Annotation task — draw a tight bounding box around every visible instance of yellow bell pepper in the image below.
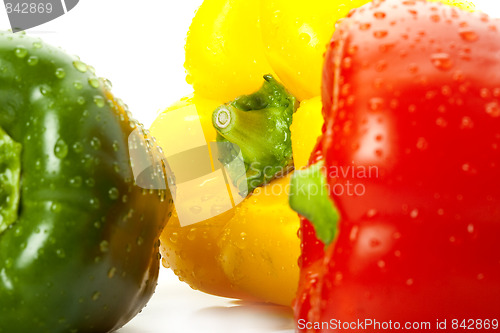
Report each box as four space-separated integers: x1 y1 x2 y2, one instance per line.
152 94 310 305
184 0 275 102
153 0 476 307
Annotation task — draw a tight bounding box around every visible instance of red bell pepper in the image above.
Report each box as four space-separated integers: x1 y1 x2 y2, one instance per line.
291 0 500 331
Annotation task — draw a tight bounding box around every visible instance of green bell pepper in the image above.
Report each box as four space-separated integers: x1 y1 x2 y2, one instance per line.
0 31 172 332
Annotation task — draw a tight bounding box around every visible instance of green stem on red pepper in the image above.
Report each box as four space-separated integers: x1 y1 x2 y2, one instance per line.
289 161 339 245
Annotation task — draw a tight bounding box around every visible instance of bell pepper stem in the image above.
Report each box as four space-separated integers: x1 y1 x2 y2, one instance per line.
289 161 339 246
213 75 298 193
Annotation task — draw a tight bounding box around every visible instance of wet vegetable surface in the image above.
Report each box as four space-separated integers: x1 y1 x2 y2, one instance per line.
294 1 500 330
0 32 171 333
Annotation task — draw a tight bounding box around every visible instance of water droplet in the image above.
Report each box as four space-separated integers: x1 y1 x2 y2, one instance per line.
33 41 42 49
441 85 451 96
14 47 28 58
375 60 387 72
480 88 490 99
77 96 85 105
436 117 447 128
370 238 381 248
459 28 478 42
416 137 428 150
162 257 170 269
342 57 352 69
99 240 109 253
54 138 68 159
108 187 119 200
113 162 121 174
364 209 376 219
92 292 100 301
169 232 178 244
211 205 225 216
89 197 100 209
5 258 13 269
477 273 484 280
359 22 371 31
55 68 66 79
14 226 23 237
373 30 388 38
347 45 358 55
410 209 419 218
406 278 414 286
112 141 119 151
236 232 248 250
72 142 83 154
377 260 386 268
467 224 474 234
27 56 38 66
408 63 419 74
105 267 116 279
51 202 62 213
39 86 49 96
369 97 385 111
74 81 83 90
94 96 105 107
90 137 101 150
73 60 88 73
431 53 453 71
460 116 473 129
430 14 440 22
56 248 66 258
189 206 202 214
137 237 144 246
187 228 197 241
88 78 100 88
486 102 500 117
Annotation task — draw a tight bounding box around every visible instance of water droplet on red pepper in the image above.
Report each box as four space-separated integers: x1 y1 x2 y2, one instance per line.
459 28 479 42
373 30 388 38
430 53 453 71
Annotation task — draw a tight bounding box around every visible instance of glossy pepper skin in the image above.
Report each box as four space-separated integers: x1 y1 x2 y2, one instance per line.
295 1 500 330
152 91 302 306
0 32 171 332
156 0 363 306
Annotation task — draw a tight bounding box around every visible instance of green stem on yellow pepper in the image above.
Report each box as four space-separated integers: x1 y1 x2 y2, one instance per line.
212 75 298 194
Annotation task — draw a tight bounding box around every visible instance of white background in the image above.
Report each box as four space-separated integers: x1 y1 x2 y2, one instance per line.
1 1 500 332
